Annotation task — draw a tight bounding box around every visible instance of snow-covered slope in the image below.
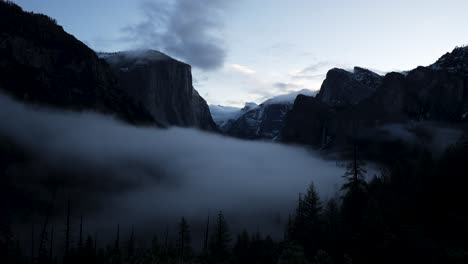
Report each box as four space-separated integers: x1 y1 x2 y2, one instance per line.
263 89 318 105
209 105 242 128
210 89 317 139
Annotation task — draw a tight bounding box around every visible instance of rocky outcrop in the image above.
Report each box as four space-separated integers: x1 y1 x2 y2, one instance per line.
0 1 154 124
224 102 291 140
316 67 383 106
100 51 217 130
282 47 468 150
212 90 317 140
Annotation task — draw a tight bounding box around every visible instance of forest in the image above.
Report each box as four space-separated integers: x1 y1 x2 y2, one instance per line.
1 137 467 264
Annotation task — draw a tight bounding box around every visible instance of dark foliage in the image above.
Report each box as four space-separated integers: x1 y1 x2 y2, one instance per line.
1 140 468 264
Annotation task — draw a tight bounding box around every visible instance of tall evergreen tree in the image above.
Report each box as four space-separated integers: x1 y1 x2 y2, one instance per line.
302 182 323 256
203 215 210 255
233 230 250 264
340 143 368 236
31 223 35 264
78 216 83 252
176 217 191 260
210 211 231 262
127 225 135 260
292 194 305 244
342 143 367 193
63 198 71 264
49 225 54 263
84 235 95 263
111 224 121 264
303 183 322 224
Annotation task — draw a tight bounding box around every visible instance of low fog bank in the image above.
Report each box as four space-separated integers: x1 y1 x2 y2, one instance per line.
0 94 344 243
375 123 464 155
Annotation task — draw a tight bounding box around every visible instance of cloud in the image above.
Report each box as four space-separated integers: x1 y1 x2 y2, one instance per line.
0 93 344 243
122 0 229 70
292 74 327 81
225 64 256 75
247 82 313 103
273 82 305 91
291 61 330 80
298 61 330 74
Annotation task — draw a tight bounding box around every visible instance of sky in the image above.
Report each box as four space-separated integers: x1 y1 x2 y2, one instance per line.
12 0 468 106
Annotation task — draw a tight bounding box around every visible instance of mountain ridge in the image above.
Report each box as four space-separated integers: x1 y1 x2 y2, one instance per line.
0 1 216 130
210 89 317 139
282 46 468 154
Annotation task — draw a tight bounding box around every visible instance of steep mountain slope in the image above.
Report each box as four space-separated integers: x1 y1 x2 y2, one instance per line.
209 105 242 130
100 51 217 130
282 47 468 152
212 89 317 140
316 67 383 106
0 1 154 124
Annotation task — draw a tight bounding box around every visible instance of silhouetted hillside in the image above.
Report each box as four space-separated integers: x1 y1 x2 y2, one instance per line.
0 0 155 124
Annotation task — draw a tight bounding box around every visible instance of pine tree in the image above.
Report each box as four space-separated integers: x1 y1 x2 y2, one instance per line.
111 224 121 264
292 194 305 244
324 199 340 243
342 143 367 193
49 225 54 263
63 198 71 264
303 183 322 224
341 143 368 240
210 211 231 262
150 235 160 257
203 215 210 255
176 217 191 260
285 214 294 241
233 230 250 263
302 182 323 255
78 216 83 253
127 225 135 260
84 235 95 263
31 223 35 264
0 217 13 263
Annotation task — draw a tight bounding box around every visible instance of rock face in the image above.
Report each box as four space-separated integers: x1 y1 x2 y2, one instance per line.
0 1 154 124
211 90 317 140
100 51 217 130
209 105 243 130
282 47 468 150
316 67 383 106
224 102 291 140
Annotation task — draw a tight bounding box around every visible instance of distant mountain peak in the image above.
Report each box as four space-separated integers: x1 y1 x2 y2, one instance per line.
431 45 468 74
97 50 176 69
317 66 383 106
210 89 317 138
262 89 318 105
242 102 259 111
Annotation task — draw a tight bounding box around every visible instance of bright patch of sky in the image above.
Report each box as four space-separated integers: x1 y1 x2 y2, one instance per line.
12 0 468 106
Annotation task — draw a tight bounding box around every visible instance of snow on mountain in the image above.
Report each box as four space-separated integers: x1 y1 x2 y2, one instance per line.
262 89 318 105
97 50 172 67
210 89 317 139
209 105 242 127
430 45 468 74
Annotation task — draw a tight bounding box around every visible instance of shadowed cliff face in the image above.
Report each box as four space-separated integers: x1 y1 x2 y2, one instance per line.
282 48 468 157
214 90 318 140
316 67 383 107
0 1 155 125
100 51 217 131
